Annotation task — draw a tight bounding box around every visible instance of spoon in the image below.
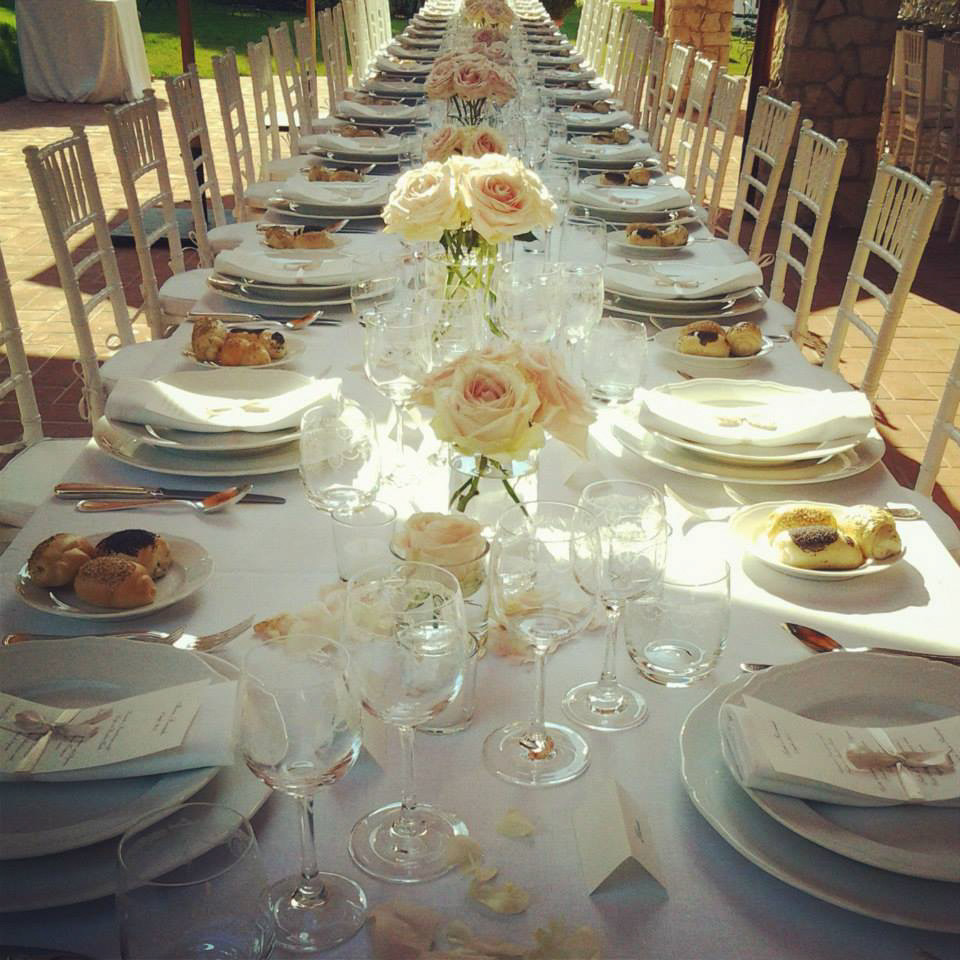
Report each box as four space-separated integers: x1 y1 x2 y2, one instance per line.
75 484 253 515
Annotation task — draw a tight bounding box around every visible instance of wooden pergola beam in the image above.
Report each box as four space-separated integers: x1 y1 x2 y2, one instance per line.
177 0 195 71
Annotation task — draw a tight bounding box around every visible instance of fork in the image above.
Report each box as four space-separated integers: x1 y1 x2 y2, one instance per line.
2 616 254 653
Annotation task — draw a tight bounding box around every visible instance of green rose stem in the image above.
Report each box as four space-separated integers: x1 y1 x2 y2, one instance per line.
438 228 505 338
449 454 528 515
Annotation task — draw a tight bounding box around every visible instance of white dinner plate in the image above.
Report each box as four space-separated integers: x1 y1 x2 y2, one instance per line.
182 330 307 369
606 288 767 323
651 429 864 466
0 638 223 859
265 200 385 224
308 132 403 159
16 534 213 621
613 421 886 485
681 675 960 932
563 110 633 131
93 417 301 477
721 655 960 882
728 501 907 580
106 417 300 454
0 654 270 912
653 327 774 369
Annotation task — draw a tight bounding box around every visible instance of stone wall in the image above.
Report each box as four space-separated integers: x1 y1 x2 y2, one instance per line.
768 0 900 224
665 0 734 67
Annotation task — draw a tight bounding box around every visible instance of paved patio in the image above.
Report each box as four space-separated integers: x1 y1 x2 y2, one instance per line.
1 77 958 528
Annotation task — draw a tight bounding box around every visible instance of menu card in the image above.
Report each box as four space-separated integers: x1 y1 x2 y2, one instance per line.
721 696 960 806
0 681 208 776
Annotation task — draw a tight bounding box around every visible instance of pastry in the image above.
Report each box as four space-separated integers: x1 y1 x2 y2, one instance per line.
338 124 379 139
74 557 157 609
571 100 611 114
625 222 688 248
839 505 902 560
27 534 95 588
255 329 287 361
260 225 337 250
590 126 631 145
305 165 364 183
95 530 172 579
190 316 228 362
600 166 652 187
217 332 272 366
766 504 838 542
626 165 653 186
773 526 864 571
677 320 730 358
292 231 336 250
726 321 764 357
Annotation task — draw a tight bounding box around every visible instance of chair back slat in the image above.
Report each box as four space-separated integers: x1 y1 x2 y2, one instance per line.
917 342 960 497
294 17 322 122
694 72 746 229
212 48 258 219
248 36 284 176
269 22 307 154
641 33 668 136
674 53 719 190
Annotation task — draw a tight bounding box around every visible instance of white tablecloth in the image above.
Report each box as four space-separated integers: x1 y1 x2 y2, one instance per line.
2 290 959 957
16 0 150 103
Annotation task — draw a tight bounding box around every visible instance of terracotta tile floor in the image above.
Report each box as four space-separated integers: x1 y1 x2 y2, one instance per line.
1 79 958 529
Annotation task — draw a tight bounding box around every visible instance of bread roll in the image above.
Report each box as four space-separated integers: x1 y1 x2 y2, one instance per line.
677 320 729 357
773 526 864 571
726 321 764 357
95 530 172 579
626 165 653 186
217 333 271 366
27 534 96 587
839 505 902 560
292 231 335 250
74 557 157 609
257 330 287 361
625 222 688 248
191 317 227 362
766 505 838 542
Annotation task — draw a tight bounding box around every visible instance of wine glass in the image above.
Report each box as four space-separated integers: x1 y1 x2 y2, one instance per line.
363 307 434 484
416 289 486 365
559 262 604 359
344 561 471 882
539 155 577 221
299 401 381 513
483 501 601 786
558 214 607 265
238 637 366 953
563 481 667 731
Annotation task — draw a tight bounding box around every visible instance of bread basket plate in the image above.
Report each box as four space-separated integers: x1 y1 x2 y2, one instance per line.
728 501 906 580
653 327 774 367
182 330 306 369
609 228 691 258
16 534 214 620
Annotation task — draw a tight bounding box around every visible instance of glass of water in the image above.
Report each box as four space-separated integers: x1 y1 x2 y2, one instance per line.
560 263 604 350
581 317 648 403
627 548 731 686
557 214 607 265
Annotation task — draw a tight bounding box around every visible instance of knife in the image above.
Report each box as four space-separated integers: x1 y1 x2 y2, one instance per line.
55 483 286 505
783 622 960 667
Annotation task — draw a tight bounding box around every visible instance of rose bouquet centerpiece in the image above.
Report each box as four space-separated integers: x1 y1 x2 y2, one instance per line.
414 342 595 514
425 51 516 126
464 0 516 29
382 153 556 330
423 124 507 163
472 26 508 45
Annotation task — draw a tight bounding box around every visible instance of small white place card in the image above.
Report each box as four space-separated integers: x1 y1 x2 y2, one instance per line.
573 779 667 896
0 681 208 776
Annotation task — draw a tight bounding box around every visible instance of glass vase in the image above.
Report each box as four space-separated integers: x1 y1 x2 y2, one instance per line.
448 448 540 537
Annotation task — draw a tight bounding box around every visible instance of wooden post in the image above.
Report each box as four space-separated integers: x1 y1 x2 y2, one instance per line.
307 0 317 63
653 0 665 34
743 0 777 160
177 0 195 71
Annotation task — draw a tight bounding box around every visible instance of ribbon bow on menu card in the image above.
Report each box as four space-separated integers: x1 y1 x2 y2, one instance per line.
847 730 955 802
0 708 112 773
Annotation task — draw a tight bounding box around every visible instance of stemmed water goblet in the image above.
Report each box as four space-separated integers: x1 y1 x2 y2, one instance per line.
362 306 434 484
483 501 602 786
559 262 604 364
558 214 608 265
344 561 471 881
238 637 366 953
563 481 667 730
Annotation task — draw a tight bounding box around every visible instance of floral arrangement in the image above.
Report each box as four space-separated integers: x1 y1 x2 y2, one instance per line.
425 51 517 125
471 39 510 63
472 26 508 45
424 124 506 162
415 343 594 511
394 512 488 595
464 0 516 28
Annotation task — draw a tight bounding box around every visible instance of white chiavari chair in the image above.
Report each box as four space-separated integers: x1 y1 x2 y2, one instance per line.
694 72 746 231
368 0 390 53
23 127 134 424
319 6 351 109
674 54 719 191
342 0 371 88
768 122 847 338
653 42 694 158
640 33 667 137
917 341 960 499
0 241 89 531
878 30 903 158
247 36 291 175
621 19 652 126
294 17 323 125
893 29 930 173
610 14 639 107
823 159 945 402
728 87 801 262
269 22 308 155
587 0 612 75
600 2 624 88
333 5 351 95
926 39 960 241
105 91 210 335
356 0 378 70
165 65 228 269
574 0 596 58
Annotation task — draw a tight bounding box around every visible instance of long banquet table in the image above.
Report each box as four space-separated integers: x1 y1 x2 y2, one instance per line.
2 290 960 957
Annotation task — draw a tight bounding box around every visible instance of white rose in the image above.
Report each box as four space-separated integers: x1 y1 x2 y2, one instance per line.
398 512 487 567
383 161 466 243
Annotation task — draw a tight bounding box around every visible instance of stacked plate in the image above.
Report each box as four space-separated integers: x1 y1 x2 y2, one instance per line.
0 638 270 912
562 109 634 132
268 172 393 224
614 379 885 485
308 130 404 163
375 54 432 77
680 654 960 931
604 260 767 323
553 134 656 169
574 174 692 225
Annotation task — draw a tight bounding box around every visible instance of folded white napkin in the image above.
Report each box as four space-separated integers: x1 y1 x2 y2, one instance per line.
280 173 392 207
311 132 402 155
215 246 359 286
3 682 237 782
575 181 691 212
337 99 425 120
552 85 616 103
543 67 597 82
605 260 761 300
720 696 960 807
633 380 876 448
376 55 429 74
563 110 633 129
554 139 655 163
106 370 341 433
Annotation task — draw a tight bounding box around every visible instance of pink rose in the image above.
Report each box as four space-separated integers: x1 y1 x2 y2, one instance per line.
425 57 456 99
461 125 506 158
452 56 494 101
424 126 464 162
486 64 516 104
473 26 506 44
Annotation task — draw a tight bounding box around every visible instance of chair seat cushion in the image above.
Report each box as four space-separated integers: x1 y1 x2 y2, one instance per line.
159 268 214 318
0 438 90 526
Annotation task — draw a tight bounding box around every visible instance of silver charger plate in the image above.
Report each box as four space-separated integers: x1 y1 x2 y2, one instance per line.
16 534 214 621
681 674 960 932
